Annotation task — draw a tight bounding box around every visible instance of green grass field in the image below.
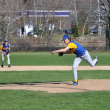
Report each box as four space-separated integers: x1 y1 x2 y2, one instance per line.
1 90 110 110
1 51 110 66
0 51 110 110
0 70 110 84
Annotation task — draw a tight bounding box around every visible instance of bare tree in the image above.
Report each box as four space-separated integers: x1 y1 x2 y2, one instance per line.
82 0 92 37
25 0 68 40
0 0 28 42
99 0 110 49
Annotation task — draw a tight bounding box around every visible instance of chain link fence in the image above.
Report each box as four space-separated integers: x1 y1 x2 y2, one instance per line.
0 36 108 52
9 40 108 52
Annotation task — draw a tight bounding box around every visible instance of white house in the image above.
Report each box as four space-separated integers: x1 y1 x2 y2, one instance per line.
17 24 33 37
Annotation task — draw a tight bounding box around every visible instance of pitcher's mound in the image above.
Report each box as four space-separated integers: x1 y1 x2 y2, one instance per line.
0 79 110 93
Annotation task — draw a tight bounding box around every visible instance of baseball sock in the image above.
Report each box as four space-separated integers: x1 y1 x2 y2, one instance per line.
74 79 78 82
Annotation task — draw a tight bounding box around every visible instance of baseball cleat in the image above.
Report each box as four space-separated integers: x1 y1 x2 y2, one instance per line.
94 56 98 65
94 56 98 59
8 64 11 67
1 64 3 67
72 81 78 86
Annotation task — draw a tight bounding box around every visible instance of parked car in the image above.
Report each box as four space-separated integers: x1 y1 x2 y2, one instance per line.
89 26 105 35
27 31 37 36
89 26 98 34
63 29 74 34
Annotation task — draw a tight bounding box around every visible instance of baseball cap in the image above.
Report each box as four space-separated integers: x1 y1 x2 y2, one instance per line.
4 39 8 42
62 35 70 41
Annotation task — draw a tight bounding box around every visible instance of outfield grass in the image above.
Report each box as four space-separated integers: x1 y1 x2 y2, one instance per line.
0 70 110 84
0 70 110 110
0 51 110 110
0 90 110 110
1 51 110 66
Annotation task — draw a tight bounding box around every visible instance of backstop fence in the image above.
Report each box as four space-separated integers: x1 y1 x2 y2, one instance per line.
1 36 109 52
10 41 108 52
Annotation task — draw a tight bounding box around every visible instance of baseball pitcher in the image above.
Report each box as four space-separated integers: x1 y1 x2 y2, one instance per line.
0 39 11 67
51 35 98 86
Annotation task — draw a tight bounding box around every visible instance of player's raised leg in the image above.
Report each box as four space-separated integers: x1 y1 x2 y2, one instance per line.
82 50 98 67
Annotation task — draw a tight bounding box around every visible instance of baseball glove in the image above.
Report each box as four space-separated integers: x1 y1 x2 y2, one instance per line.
58 52 63 56
6 50 10 54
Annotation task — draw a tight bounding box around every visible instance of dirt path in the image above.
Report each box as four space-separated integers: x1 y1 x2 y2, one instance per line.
0 66 110 71
0 66 110 93
0 79 110 93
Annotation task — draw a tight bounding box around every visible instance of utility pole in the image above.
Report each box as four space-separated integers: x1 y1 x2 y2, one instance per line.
106 13 110 50
100 0 110 50
98 0 101 37
105 1 110 50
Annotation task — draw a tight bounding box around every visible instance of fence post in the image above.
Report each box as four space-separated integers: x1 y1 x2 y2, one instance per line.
43 43 44 51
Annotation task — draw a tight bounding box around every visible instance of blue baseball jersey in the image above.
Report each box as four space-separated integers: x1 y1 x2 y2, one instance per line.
67 41 86 56
0 43 10 52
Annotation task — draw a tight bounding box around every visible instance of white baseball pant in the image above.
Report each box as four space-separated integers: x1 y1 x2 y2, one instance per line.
1 53 10 65
72 50 97 80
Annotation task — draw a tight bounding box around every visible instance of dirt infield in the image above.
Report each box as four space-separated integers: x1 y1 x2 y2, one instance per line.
0 66 110 71
0 66 110 93
0 79 110 93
